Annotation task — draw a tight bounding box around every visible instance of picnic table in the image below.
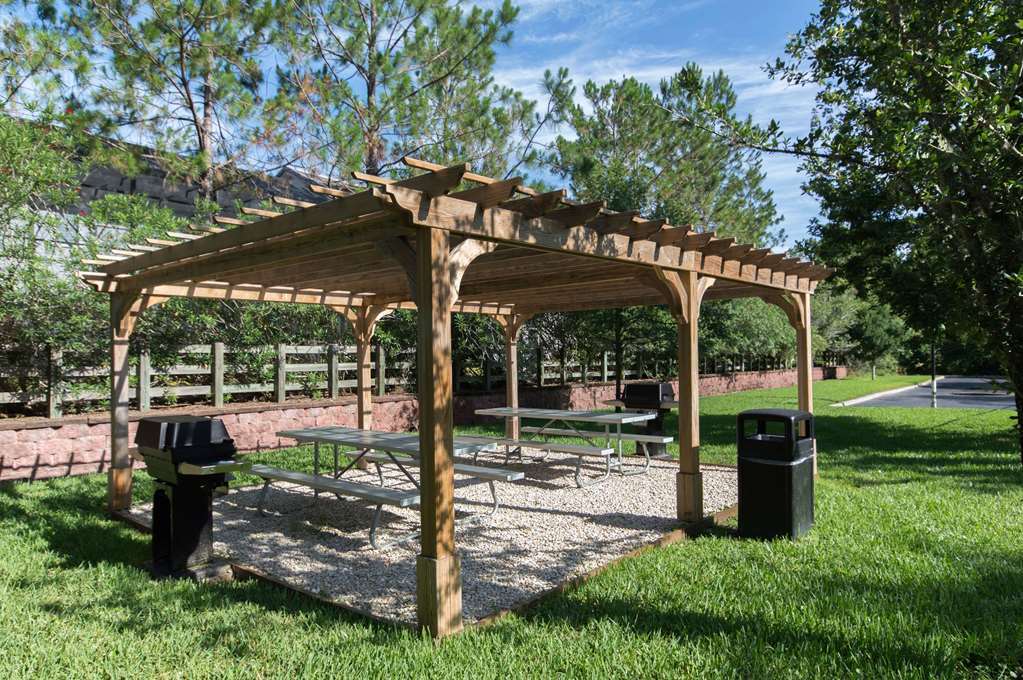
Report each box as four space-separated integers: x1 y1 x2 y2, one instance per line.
473 407 661 485
260 425 520 547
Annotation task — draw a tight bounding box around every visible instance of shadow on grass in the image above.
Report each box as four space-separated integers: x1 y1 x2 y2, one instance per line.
509 533 1023 674
0 477 415 646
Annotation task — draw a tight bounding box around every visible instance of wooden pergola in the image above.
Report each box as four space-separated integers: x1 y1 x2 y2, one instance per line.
80 157 830 637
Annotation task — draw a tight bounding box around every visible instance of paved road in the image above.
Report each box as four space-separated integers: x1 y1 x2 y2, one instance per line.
857 376 1015 409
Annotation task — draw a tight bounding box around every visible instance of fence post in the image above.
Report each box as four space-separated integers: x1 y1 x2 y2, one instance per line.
560 349 567 385
601 351 608 382
46 347 62 419
375 344 386 396
275 343 287 403
137 349 150 411
327 344 339 399
536 343 543 387
211 342 225 407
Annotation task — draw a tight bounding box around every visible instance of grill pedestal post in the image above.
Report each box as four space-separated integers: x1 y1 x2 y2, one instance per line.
151 475 231 581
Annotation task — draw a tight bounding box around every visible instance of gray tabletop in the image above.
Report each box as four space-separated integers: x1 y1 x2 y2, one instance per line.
277 425 498 456
474 406 655 425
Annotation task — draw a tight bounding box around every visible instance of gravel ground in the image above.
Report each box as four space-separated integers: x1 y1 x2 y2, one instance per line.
132 451 736 624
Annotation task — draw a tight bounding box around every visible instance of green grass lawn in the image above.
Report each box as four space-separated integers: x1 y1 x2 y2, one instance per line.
2 374 1021 678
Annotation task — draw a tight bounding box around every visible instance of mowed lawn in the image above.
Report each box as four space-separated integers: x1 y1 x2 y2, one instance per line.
2 374 1021 678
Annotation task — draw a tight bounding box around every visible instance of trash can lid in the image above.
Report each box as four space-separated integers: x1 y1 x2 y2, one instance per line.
737 408 812 422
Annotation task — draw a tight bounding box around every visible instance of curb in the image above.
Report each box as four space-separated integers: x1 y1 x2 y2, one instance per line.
831 377 943 408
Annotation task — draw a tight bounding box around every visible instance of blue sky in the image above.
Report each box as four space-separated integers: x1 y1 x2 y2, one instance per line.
477 0 822 246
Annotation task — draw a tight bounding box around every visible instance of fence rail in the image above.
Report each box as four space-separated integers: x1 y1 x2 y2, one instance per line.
1 344 842 420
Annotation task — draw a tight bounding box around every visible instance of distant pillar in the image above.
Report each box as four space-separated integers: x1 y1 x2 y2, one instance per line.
496 313 531 440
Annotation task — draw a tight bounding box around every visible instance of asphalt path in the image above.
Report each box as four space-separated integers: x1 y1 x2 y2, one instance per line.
857 376 1015 410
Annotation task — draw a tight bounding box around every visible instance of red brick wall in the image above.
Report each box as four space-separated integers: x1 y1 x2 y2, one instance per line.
0 395 419 482
0 367 842 482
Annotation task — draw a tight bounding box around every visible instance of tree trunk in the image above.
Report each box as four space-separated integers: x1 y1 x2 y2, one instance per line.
1008 358 1023 466
199 45 215 199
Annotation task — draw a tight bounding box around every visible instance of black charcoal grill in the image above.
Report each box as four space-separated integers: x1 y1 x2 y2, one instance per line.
620 382 675 457
134 415 244 579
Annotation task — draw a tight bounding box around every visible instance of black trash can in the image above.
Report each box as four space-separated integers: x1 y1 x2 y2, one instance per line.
736 409 814 539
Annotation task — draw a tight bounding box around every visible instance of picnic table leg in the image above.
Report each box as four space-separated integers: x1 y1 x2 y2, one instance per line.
575 454 612 488
313 442 320 500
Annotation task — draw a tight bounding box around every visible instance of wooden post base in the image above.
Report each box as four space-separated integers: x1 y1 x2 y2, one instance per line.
676 471 703 523
812 441 819 478
107 467 133 512
416 553 463 638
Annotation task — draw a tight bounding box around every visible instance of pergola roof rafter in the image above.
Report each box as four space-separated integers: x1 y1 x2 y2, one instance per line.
81 158 831 314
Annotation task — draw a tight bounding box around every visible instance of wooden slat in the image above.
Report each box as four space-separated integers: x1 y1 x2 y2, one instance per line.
773 257 805 273
214 215 248 226
100 189 387 277
619 218 668 240
648 225 691 246
241 206 282 218
127 244 161 252
403 157 538 196
739 248 772 265
146 237 180 246
759 253 787 269
273 196 316 209
166 231 202 241
499 190 566 218
189 223 225 234
588 211 640 235
720 244 754 260
448 177 522 208
354 163 468 198
678 232 715 250
309 183 352 197
543 201 604 229
700 237 736 256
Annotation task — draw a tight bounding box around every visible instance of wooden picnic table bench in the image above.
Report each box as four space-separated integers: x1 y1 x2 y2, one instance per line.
456 435 616 488
250 464 420 549
257 425 519 548
474 407 664 487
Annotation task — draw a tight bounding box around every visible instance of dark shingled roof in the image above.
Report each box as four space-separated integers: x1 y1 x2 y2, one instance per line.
75 160 343 218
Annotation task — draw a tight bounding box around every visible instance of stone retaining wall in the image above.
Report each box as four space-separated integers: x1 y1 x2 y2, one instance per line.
0 366 844 482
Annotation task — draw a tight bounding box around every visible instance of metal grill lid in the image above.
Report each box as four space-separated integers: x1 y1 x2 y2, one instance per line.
135 415 233 452
621 382 675 407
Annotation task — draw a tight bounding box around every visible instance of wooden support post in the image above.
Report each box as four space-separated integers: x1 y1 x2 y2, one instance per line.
560 349 568 385
652 269 715 524
675 275 702 523
108 293 138 512
536 343 543 387
794 292 817 476
327 344 339 399
211 342 225 408
496 313 530 440
764 291 817 478
46 347 62 420
275 343 287 403
376 344 386 397
602 351 609 383
415 227 462 638
137 349 151 412
355 338 373 427
334 306 392 430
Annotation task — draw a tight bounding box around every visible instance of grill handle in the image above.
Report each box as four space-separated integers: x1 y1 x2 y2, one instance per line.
178 460 252 476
